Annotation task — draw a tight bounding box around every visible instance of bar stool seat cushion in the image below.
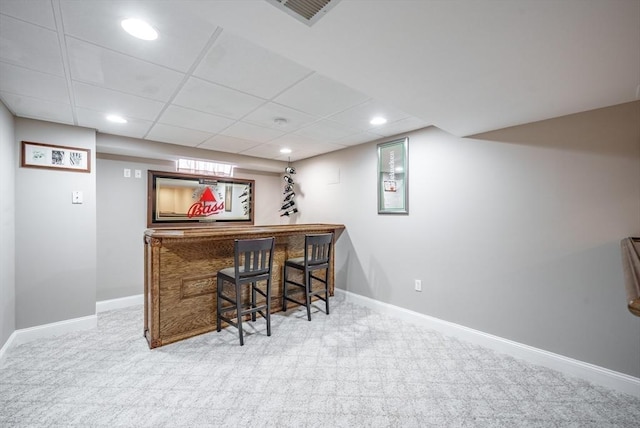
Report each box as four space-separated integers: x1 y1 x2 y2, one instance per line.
218 266 248 277
285 257 305 266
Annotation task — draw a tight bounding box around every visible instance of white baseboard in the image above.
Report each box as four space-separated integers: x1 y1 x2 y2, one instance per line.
5 314 97 351
0 330 17 362
96 294 143 313
0 295 143 363
334 288 640 398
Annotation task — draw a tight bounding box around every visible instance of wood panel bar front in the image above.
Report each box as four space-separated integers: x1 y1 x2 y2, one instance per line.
143 224 345 348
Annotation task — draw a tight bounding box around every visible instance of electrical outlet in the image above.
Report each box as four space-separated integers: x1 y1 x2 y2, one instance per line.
72 191 83 204
414 279 422 292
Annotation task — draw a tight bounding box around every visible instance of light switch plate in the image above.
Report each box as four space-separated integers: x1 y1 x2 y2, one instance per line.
124 168 131 178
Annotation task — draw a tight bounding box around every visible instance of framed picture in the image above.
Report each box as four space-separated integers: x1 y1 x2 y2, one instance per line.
21 141 91 173
377 137 408 214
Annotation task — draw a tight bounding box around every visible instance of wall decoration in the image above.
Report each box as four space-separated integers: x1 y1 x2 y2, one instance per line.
21 141 91 173
377 137 408 214
148 170 254 227
280 166 298 217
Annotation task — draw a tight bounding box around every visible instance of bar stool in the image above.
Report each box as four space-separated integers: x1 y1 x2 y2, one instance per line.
216 237 275 345
282 233 333 321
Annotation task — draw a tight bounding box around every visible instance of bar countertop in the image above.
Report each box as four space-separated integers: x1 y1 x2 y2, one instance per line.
145 223 346 240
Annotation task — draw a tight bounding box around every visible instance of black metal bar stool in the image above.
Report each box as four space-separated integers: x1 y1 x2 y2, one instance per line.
216 237 275 345
282 233 333 321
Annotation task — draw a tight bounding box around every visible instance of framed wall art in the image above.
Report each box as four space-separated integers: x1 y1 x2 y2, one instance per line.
21 141 91 173
377 137 408 214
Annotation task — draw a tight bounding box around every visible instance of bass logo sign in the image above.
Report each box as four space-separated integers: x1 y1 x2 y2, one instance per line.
187 187 224 218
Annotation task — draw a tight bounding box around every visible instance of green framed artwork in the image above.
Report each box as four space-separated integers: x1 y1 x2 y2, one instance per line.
377 137 408 214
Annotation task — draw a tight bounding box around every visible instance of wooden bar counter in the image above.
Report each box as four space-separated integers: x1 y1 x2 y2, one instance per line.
144 224 345 348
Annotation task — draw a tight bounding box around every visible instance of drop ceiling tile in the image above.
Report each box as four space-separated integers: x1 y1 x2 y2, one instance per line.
66 37 184 101
237 143 290 159
194 31 312 99
273 73 369 117
295 142 347 158
59 0 218 72
73 82 165 121
269 134 346 155
0 15 64 75
199 135 261 154
0 62 69 103
273 151 311 162
0 92 74 125
327 99 411 131
269 133 327 148
146 123 212 147
221 121 285 143
373 117 431 137
245 141 346 161
76 107 153 138
158 105 235 134
331 131 383 147
293 119 360 141
242 102 319 131
0 0 56 29
173 77 265 120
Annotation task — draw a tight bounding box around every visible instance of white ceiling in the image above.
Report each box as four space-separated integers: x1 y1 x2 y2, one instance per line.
1 0 638 164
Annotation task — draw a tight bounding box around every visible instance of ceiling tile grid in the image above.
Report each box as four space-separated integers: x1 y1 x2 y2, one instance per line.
192 31 313 100
0 0 427 162
0 13 64 75
1 91 74 125
0 62 69 103
3 1 633 164
58 0 220 73
75 107 153 139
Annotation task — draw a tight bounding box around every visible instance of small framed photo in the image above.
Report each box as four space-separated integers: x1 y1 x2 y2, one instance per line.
21 141 91 173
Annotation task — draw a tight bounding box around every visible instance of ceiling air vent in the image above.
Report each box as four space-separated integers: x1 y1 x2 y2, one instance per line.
265 0 341 26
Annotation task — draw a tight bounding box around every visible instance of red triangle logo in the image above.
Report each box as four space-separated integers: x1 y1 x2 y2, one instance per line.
199 187 217 202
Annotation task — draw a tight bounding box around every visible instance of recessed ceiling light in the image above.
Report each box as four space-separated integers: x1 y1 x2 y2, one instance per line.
280 148 292 154
121 18 158 41
106 114 127 124
370 116 387 125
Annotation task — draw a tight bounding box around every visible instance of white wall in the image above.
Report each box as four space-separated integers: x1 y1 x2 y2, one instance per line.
0 101 15 348
96 134 286 301
15 119 97 328
294 101 640 377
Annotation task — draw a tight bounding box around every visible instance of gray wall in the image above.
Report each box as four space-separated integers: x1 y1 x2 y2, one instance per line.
96 134 286 301
96 155 167 301
294 101 640 377
0 101 15 348
15 119 97 328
